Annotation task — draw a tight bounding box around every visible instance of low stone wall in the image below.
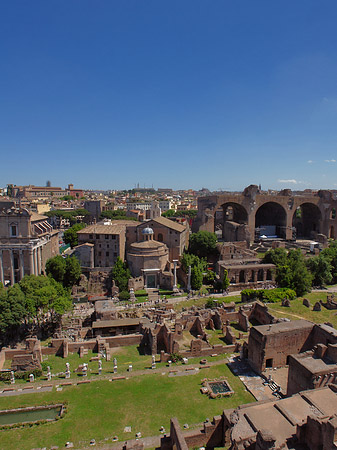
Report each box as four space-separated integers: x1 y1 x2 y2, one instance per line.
160 343 237 362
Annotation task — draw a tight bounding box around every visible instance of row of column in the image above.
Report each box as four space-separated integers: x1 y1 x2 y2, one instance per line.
228 268 273 284
0 247 43 286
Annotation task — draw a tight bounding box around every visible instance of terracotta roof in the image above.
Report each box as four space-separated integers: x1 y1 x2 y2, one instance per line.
140 216 186 232
30 212 49 222
130 240 167 249
77 220 138 235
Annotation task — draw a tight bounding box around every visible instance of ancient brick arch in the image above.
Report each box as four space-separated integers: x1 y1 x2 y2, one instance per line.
194 185 337 243
214 201 249 240
292 202 322 239
254 201 287 239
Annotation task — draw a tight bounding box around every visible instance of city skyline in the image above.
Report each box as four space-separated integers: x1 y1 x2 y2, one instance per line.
1 1 337 191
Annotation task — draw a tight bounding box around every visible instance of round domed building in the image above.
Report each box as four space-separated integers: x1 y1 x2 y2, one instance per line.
127 227 172 288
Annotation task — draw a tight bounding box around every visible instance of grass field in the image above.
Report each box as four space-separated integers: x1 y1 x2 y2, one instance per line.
268 291 337 328
0 363 254 450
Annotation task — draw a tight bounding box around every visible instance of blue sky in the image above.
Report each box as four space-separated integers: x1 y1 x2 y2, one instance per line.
1 1 337 191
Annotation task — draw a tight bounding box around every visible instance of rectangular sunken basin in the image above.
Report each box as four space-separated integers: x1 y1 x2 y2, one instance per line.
202 378 234 398
209 380 232 395
0 404 63 427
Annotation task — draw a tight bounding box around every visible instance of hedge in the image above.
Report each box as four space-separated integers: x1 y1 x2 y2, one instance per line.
241 288 296 303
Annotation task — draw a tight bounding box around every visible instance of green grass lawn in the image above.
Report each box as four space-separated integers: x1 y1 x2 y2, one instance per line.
0 364 254 450
267 291 337 327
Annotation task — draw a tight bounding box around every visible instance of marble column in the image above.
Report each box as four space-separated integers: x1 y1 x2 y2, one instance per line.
173 260 178 291
34 248 38 275
37 246 42 275
9 250 15 285
19 250 24 280
29 248 35 275
187 265 191 292
0 250 4 285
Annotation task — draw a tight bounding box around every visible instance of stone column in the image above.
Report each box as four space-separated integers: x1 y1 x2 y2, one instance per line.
187 265 191 292
285 209 294 241
263 269 267 282
37 246 42 275
173 260 178 291
0 250 4 285
244 270 249 283
234 271 239 284
253 270 257 282
19 250 24 280
9 250 15 285
29 248 34 275
34 248 38 275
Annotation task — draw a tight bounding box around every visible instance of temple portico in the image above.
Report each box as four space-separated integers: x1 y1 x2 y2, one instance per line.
0 207 59 286
0 240 48 285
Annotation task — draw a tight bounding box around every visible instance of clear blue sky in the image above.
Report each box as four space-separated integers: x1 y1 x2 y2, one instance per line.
1 1 337 191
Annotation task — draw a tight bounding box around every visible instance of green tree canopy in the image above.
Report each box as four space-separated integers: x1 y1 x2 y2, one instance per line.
222 269 230 291
45 255 66 283
100 210 137 221
265 248 312 296
110 258 131 292
0 275 72 341
188 231 218 259
321 240 337 283
307 253 333 287
63 223 86 248
46 255 81 288
191 266 203 290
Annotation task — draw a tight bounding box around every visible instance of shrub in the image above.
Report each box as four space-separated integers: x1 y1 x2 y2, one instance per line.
241 288 296 303
119 290 130 301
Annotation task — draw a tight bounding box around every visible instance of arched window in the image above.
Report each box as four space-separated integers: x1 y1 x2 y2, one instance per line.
157 233 163 242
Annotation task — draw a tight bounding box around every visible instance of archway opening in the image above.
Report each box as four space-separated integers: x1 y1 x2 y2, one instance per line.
255 202 287 239
292 203 322 239
216 202 248 241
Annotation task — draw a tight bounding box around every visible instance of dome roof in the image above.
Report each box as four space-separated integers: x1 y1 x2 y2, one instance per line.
142 227 154 235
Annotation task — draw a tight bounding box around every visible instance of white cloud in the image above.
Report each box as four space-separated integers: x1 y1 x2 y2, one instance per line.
278 179 298 184
307 160 313 164
324 159 336 163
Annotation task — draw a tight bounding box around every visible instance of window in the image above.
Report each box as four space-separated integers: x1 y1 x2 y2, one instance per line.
111 235 116 239
105 234 109 239
106 251 109 256
10 224 17 237
266 358 273 368
96 234 100 239
98 251 101 256
89 234 93 239
113 252 117 257
107 244 109 248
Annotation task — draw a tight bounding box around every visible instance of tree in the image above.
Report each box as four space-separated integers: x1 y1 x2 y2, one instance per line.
110 258 131 292
204 270 216 285
222 269 230 291
46 255 81 288
100 210 137 221
64 256 82 288
321 240 337 283
188 231 218 259
276 249 312 296
181 252 207 273
307 254 333 287
263 248 288 266
63 223 86 248
191 266 203 290
45 255 66 283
